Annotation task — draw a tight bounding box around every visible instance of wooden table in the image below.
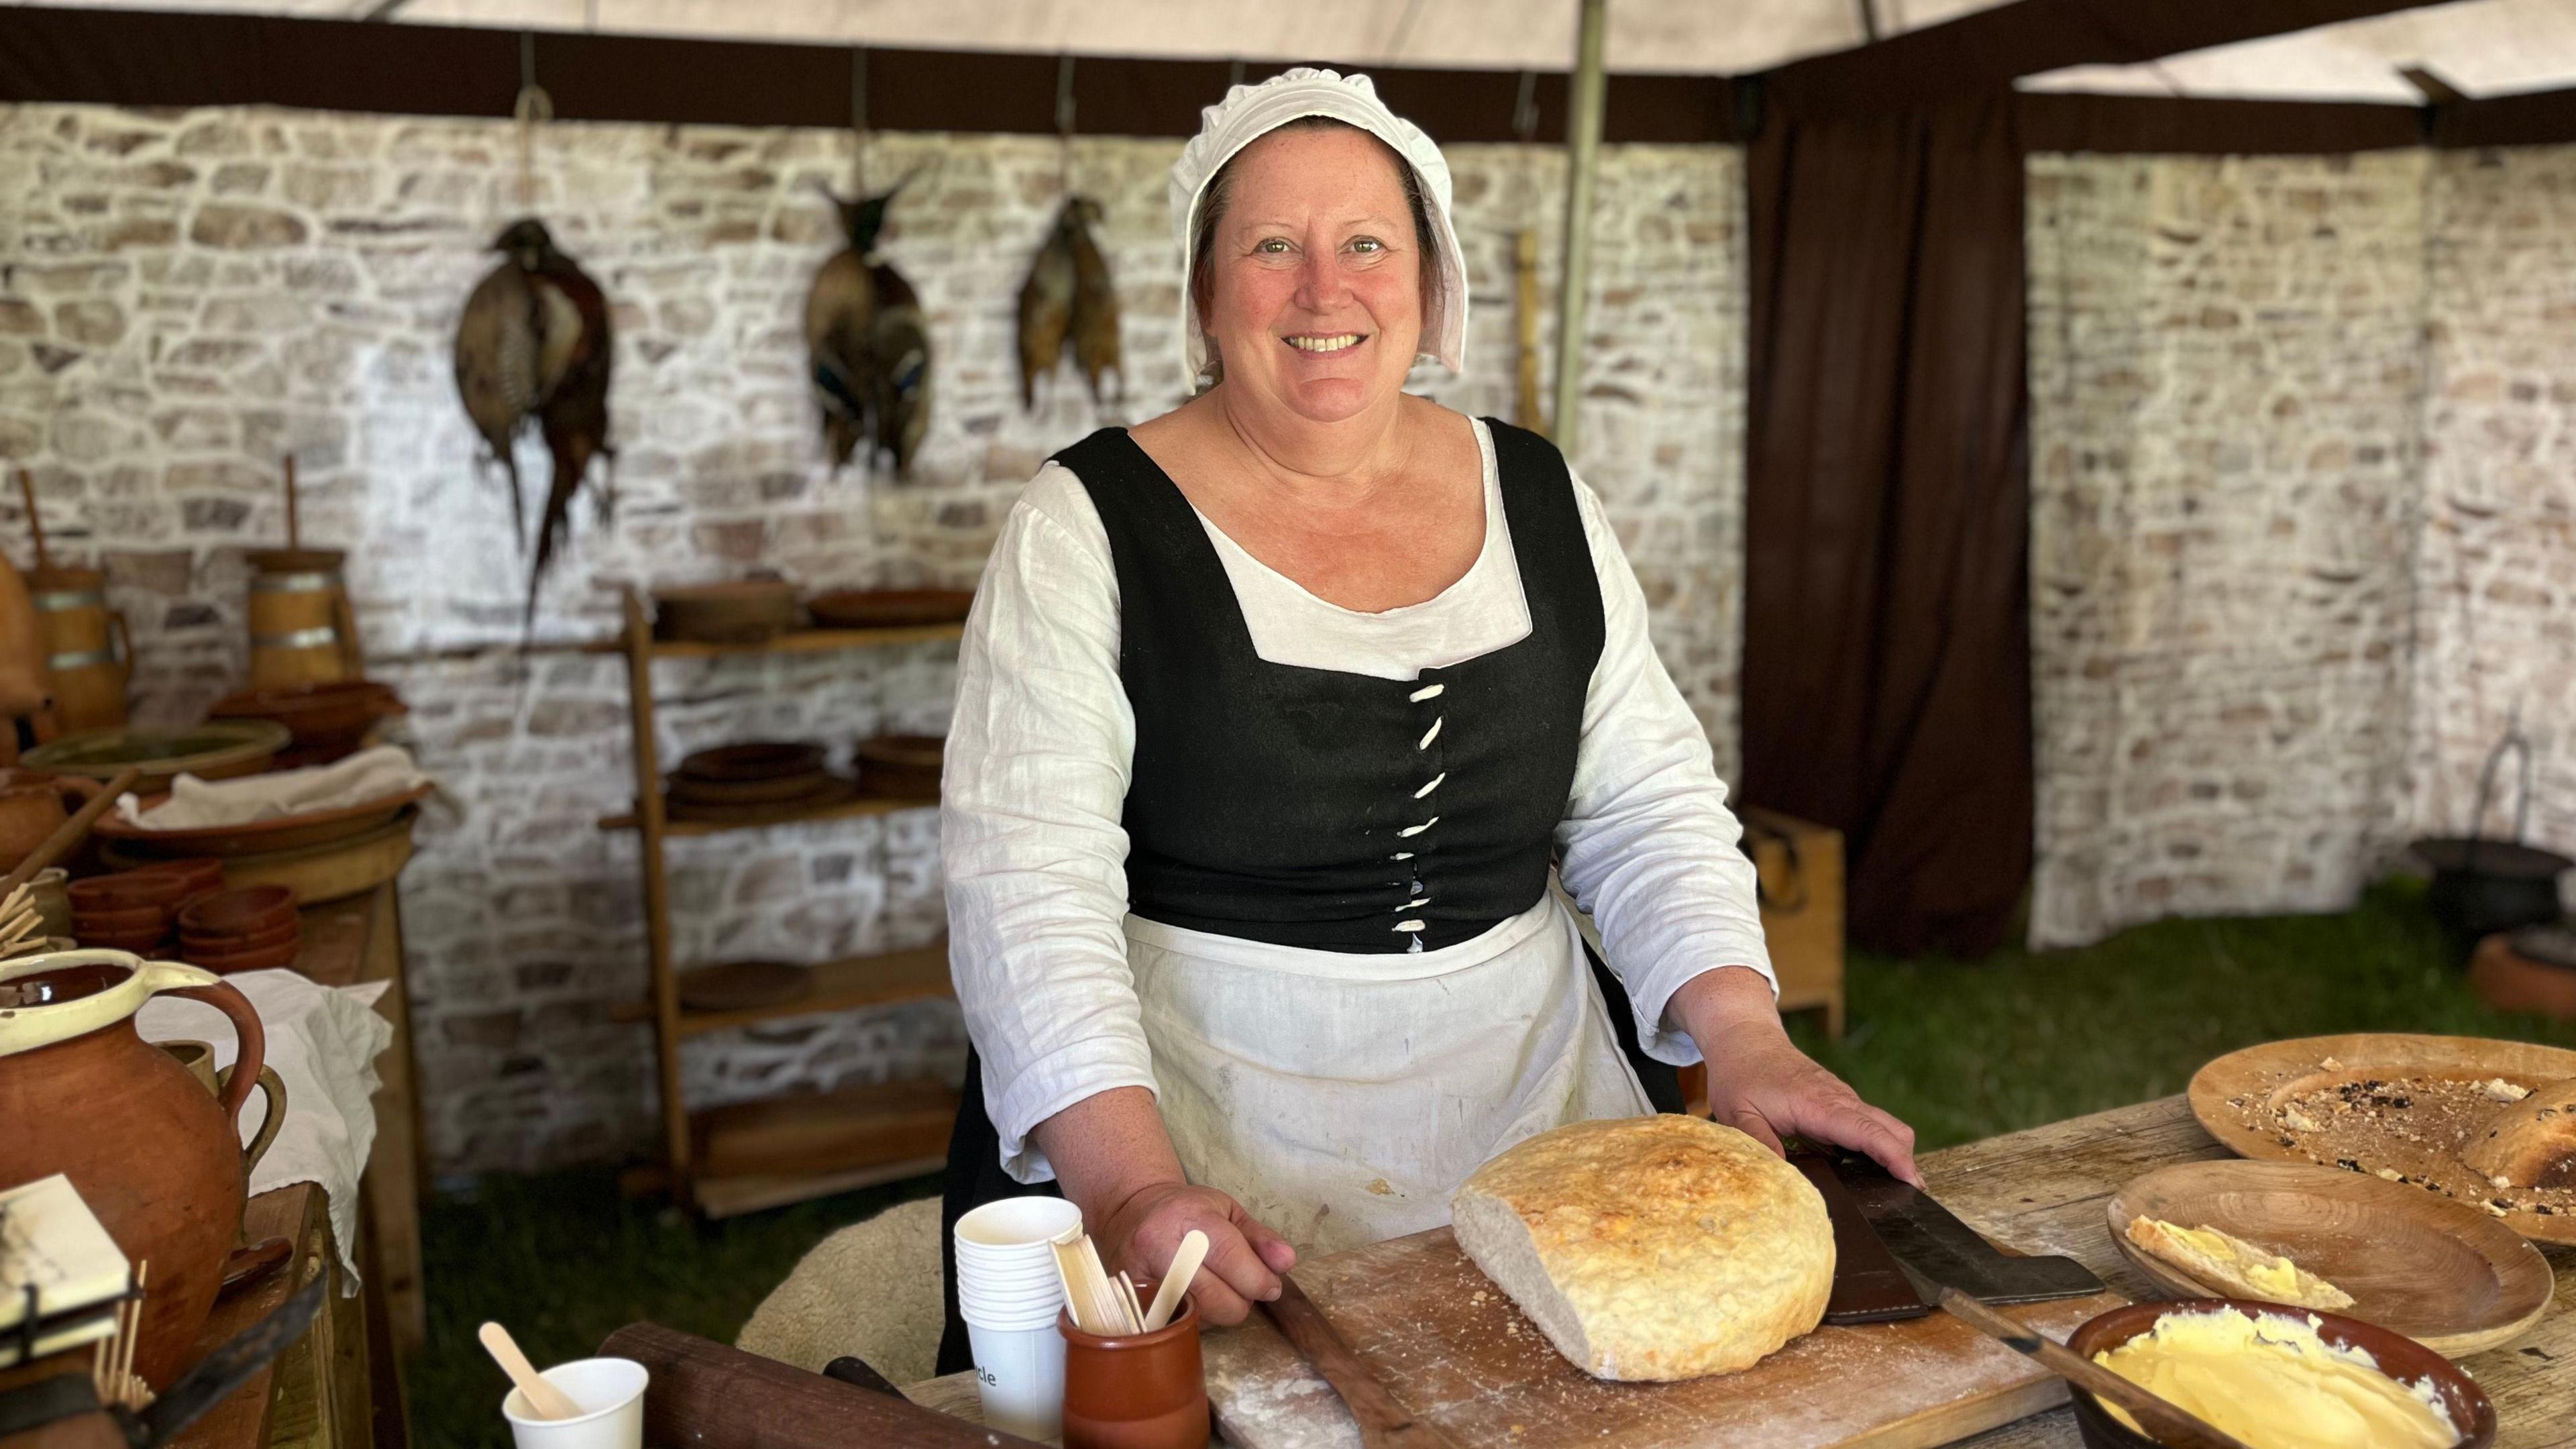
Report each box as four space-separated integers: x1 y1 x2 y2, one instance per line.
170 1183 377 1449
904 1094 2575 1446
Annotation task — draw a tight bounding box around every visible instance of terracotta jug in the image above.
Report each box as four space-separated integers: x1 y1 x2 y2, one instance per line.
0 769 98 873
0 950 268 1389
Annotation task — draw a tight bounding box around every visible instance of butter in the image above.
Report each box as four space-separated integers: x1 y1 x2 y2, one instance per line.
2125 1218 2353 1310
2093 1307 2457 1449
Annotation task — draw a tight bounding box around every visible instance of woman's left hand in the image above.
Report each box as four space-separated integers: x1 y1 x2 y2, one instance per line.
1667 966 1921 1185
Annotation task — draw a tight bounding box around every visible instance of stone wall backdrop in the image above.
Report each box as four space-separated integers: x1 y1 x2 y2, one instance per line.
2025 151 2430 950
0 102 1746 1173
2417 144 2576 871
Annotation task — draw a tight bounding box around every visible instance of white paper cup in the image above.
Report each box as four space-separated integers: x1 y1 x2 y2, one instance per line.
967 1321 1065 1441
959 1293 1065 1331
955 1196 1083 1254
500 1358 648 1449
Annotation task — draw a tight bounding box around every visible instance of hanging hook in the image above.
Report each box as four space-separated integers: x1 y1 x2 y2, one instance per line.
512 32 553 211
849 46 870 193
1055 53 1077 193
1513 70 1540 145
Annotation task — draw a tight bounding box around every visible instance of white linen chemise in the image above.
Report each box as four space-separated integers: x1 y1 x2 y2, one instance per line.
942 417 1773 1253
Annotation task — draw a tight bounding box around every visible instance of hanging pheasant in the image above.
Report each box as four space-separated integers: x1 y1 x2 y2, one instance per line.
453 217 614 621
1017 197 1120 410
806 176 928 476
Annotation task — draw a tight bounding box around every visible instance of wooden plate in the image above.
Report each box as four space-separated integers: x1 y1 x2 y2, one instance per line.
93 782 435 857
23 721 289 794
2190 1033 2576 1245
805 588 975 630
676 960 810 1014
663 775 858 824
674 742 828 783
2107 1160 2555 1356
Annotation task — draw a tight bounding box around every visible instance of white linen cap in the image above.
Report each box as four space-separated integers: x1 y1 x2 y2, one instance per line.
1169 66 1470 385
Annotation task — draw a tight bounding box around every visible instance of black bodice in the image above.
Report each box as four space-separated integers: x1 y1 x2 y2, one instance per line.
1059 418 1605 953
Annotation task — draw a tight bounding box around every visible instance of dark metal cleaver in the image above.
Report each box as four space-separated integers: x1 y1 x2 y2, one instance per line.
1790 1150 2103 1327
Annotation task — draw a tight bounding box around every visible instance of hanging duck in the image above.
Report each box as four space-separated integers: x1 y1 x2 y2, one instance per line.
1067 200 1121 406
452 217 615 621
1016 197 1120 410
805 175 928 476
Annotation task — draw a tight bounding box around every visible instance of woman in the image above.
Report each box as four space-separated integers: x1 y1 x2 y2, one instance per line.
938 69 1915 1371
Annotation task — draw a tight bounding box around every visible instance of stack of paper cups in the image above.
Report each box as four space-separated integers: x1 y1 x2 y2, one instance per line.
954 1195 1083 1441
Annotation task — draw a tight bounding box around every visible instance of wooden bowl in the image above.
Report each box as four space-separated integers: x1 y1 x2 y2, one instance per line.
119 858 228 896
2063 1299 2496 1449
665 769 837 807
75 925 170 953
68 873 191 912
178 885 298 938
804 588 975 631
676 960 810 1014
21 721 290 795
93 782 435 857
674 742 828 783
182 938 303 974
70 902 172 934
101 808 420 906
182 918 301 954
2107 1160 2553 1356
652 581 800 643
207 680 405 758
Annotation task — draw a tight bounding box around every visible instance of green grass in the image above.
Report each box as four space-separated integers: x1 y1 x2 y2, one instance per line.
409 881 2576 1449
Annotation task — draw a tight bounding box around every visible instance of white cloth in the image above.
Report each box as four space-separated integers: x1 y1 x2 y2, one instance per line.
115 745 433 830
942 417 1776 1225
136 969 393 1287
1169 67 1469 382
1133 899 1649 1253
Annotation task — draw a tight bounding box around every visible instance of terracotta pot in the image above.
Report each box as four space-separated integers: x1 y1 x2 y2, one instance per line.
74 926 172 954
1059 1291 1207 1449
177 886 297 938
0 950 267 1389
71 902 172 934
68 872 192 913
0 771 101 872
182 918 300 954
154 1040 287 1180
206 680 404 764
180 939 301 975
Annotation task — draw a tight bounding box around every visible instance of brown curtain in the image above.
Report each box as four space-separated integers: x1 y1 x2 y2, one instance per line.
1739 93 2031 958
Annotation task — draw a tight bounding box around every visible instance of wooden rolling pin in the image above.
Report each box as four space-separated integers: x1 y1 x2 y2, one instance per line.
1260 1275 1460 1449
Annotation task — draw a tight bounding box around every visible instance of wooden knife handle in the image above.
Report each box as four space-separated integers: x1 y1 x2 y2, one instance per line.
1260 1275 1460 1449
1934 1289 2255 1449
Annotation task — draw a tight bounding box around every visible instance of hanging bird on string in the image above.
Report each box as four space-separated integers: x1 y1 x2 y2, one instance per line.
453 217 615 623
805 174 930 476
1017 196 1120 410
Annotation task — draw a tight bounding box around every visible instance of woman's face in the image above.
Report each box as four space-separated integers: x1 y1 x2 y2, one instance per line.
1201 125 1425 427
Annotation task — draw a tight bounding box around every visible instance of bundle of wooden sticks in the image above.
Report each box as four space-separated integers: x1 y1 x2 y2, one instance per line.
93 1262 151 1411
1049 1227 1208 1336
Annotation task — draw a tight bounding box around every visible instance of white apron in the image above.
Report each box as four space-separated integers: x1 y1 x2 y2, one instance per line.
1126 893 1652 1255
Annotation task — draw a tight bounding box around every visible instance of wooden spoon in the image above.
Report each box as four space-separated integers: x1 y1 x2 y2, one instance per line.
1931 1287 2255 1449
480 1321 584 1421
1142 1229 1208 1332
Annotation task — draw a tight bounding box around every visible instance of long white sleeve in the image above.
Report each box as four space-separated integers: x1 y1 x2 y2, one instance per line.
941 465 1155 1183
1554 480 1775 1066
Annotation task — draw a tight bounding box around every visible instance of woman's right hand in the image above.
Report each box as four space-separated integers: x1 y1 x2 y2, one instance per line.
1095 1181 1297 1326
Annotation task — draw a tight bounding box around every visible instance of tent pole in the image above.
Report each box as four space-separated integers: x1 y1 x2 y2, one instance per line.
1550 0 1609 456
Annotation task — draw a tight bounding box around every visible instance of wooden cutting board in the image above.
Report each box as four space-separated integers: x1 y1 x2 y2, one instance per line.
1203 1227 2123 1449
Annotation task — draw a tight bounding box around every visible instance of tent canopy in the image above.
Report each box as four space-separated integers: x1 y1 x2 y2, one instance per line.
16 0 2574 102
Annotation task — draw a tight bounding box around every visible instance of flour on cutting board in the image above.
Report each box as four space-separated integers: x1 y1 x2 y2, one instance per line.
1205 1227 2119 1449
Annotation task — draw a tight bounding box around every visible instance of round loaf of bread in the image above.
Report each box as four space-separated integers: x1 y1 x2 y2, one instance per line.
1450 1114 1833 1382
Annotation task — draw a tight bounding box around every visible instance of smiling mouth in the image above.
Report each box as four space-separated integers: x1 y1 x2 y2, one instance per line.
1284 333 1366 354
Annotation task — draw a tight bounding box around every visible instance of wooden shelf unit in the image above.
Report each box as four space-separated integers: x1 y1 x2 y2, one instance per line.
600 585 962 1215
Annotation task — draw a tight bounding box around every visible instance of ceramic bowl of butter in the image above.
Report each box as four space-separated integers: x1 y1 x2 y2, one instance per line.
2064 1299 2495 1449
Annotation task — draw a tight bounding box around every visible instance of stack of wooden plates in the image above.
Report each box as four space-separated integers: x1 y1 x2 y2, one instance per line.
665 742 853 822
853 734 943 802
653 581 801 644
805 588 975 631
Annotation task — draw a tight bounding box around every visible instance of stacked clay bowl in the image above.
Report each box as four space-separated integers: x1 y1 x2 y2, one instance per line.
207 679 406 769
177 884 302 973
68 861 225 954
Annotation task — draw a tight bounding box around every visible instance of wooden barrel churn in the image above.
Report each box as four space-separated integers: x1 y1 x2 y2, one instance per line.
246 547 362 687
29 564 129 733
